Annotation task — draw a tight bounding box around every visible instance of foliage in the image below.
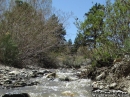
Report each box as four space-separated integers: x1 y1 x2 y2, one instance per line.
74 32 85 51
74 0 130 68
68 39 72 46
91 41 121 68
46 14 66 53
63 55 87 68
0 32 19 65
105 0 130 47
74 3 105 50
0 0 68 67
38 52 58 68
123 38 130 52
0 0 72 68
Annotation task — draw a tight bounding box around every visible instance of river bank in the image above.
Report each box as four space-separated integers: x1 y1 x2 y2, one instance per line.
78 55 130 96
0 57 130 97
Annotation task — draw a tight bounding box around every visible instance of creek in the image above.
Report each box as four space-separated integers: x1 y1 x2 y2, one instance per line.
0 68 129 97
0 69 93 97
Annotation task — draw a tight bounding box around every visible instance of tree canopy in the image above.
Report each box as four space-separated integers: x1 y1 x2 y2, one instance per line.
74 3 105 50
0 0 67 65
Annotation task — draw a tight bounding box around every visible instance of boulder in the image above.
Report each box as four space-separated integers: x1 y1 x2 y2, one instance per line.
56 73 72 81
59 76 70 81
91 82 99 90
9 71 20 75
109 83 117 89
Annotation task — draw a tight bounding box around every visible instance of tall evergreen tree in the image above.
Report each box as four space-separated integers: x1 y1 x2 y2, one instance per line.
46 14 66 45
81 3 105 48
74 3 105 49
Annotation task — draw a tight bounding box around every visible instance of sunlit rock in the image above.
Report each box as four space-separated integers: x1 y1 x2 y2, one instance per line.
9 71 20 75
109 83 117 89
91 82 99 90
45 72 56 78
96 72 105 81
62 91 74 97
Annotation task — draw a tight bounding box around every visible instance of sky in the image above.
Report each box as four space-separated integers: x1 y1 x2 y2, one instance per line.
52 0 106 43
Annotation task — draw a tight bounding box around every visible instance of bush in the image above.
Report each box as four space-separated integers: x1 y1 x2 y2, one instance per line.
37 52 58 68
124 38 130 52
91 43 118 68
63 55 86 68
0 32 19 66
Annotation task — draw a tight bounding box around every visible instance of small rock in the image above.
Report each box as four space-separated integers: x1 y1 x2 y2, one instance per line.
105 85 110 90
62 91 74 97
99 85 104 90
109 83 117 89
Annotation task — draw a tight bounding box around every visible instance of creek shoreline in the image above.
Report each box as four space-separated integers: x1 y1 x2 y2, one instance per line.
78 55 130 96
0 54 130 97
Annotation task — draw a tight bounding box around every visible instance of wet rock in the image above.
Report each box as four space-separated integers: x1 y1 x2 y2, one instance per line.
58 77 66 81
4 79 12 84
91 81 110 90
91 82 99 90
77 68 90 78
9 71 20 76
2 93 30 97
57 74 70 81
46 72 56 78
68 76 78 81
31 70 52 78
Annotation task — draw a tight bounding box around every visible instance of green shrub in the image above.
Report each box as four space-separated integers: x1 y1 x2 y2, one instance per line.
124 38 130 52
91 43 118 67
63 55 86 68
38 52 58 68
0 32 19 65
63 56 74 68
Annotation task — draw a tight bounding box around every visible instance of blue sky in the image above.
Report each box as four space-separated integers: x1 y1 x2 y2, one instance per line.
52 0 107 43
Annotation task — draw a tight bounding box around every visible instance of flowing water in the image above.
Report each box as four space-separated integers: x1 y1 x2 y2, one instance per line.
0 69 93 97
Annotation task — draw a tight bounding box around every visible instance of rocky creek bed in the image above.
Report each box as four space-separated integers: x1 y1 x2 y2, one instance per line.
0 56 130 97
0 64 93 97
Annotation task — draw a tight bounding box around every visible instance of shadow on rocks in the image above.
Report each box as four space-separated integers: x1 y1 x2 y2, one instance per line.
2 93 30 97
